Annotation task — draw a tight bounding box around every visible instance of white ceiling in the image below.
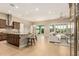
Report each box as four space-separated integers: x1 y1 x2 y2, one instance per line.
0 3 69 22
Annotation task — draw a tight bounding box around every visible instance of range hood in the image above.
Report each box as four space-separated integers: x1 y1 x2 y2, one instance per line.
6 14 13 26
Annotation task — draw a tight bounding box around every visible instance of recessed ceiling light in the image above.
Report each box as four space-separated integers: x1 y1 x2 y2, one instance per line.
35 8 39 11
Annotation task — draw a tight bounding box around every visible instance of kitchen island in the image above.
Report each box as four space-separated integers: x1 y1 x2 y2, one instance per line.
7 33 28 48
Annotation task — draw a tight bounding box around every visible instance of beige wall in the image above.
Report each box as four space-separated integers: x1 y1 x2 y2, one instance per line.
0 14 7 20
44 24 50 39
34 18 70 25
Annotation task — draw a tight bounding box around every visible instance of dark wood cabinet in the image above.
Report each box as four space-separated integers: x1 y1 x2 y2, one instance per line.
0 19 6 28
0 19 6 41
13 22 20 29
7 34 20 47
0 33 7 41
0 20 20 29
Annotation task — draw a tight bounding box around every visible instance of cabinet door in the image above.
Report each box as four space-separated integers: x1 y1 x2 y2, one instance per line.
13 22 20 29
0 19 6 28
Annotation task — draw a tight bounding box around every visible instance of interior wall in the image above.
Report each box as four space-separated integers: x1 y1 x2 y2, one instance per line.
44 24 50 39
34 18 70 25
0 13 7 20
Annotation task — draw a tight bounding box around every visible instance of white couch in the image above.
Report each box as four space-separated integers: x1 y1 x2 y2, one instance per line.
48 32 61 43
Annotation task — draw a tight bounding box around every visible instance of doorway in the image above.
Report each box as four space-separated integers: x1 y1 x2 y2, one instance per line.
36 25 44 35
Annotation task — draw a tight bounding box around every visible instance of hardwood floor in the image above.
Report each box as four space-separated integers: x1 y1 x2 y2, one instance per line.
0 35 70 56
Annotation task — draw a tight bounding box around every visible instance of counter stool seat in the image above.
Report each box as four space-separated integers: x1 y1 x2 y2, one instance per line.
27 37 36 46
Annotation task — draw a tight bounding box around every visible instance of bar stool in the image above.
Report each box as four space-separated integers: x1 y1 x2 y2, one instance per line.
27 37 32 46
27 34 37 46
26 37 35 46
35 35 37 41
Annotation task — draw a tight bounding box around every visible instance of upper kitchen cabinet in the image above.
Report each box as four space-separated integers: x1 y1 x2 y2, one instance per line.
13 22 20 29
0 19 6 28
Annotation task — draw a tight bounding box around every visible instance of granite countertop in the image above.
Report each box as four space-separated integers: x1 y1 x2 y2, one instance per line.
0 32 28 35
0 29 28 35
6 33 28 35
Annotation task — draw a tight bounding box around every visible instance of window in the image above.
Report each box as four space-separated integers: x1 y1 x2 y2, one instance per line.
50 24 68 33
